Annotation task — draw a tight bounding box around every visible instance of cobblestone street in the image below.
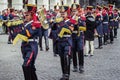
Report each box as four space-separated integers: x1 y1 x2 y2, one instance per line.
0 30 120 80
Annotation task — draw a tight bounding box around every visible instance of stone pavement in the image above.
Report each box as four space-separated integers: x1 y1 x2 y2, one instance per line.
0 30 120 80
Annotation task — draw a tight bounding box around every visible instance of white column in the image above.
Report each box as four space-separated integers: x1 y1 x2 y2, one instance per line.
28 0 36 4
37 0 49 10
37 0 43 9
12 0 23 10
56 0 61 5
66 0 72 6
0 0 8 11
76 0 79 4
50 0 56 9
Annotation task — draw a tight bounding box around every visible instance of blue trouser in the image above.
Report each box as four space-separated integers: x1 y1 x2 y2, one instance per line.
58 38 72 76
49 30 58 55
21 41 38 80
113 21 119 37
103 23 109 44
21 41 38 67
39 27 49 49
96 24 103 47
72 33 84 67
109 21 114 43
8 27 13 42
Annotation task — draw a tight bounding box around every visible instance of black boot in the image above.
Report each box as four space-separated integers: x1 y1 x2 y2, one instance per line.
39 36 43 51
78 50 84 73
22 66 32 80
110 30 114 44
104 34 107 45
60 55 70 80
96 37 103 49
60 74 69 80
72 49 77 72
31 67 38 80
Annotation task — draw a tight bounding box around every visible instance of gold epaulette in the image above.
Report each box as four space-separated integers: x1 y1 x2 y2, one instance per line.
6 21 12 27
58 28 72 38
79 26 86 31
55 17 63 23
0 20 3 27
6 20 24 27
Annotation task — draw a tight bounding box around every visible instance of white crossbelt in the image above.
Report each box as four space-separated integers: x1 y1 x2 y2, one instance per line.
63 35 71 37
72 31 78 34
103 22 108 24
28 39 37 42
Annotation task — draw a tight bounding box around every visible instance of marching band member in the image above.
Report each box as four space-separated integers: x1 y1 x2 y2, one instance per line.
108 4 114 44
49 3 60 56
38 5 49 51
56 1 76 79
13 4 41 80
102 6 109 45
113 8 119 38
95 5 103 49
71 3 86 73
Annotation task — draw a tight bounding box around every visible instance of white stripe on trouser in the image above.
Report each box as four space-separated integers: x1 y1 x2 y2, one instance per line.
85 40 94 55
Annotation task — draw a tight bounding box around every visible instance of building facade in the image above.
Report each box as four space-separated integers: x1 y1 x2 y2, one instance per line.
0 0 119 11
0 0 80 11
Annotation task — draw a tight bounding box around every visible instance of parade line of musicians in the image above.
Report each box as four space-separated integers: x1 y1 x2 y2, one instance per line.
0 1 120 80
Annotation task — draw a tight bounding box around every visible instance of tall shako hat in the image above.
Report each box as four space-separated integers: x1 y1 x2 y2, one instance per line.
87 6 93 10
59 0 69 13
25 4 37 13
103 6 109 10
71 0 80 11
54 3 60 11
96 5 102 11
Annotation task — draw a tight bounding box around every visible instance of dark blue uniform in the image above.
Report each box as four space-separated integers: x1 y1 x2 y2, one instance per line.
113 12 119 38
57 18 73 80
7 13 14 44
95 13 103 48
72 17 85 72
102 13 109 45
21 20 40 80
49 22 58 56
108 12 114 43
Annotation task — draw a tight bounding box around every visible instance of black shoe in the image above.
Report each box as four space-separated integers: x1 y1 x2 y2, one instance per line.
114 36 117 38
46 47 49 51
110 41 113 44
54 54 57 57
104 42 107 45
96 46 103 49
79 66 84 73
90 54 94 57
99 46 103 49
60 74 69 80
84 54 88 57
73 67 78 72
7 41 12 44
40 48 43 51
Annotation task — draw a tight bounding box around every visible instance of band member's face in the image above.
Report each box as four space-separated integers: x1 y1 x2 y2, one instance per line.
96 9 99 13
72 10 78 15
60 12 67 18
25 13 32 21
87 9 92 13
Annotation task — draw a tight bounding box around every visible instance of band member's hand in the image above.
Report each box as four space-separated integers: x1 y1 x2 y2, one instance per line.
32 26 36 30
